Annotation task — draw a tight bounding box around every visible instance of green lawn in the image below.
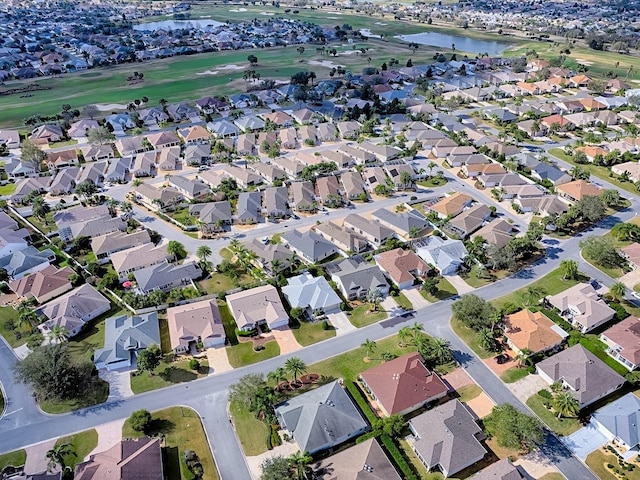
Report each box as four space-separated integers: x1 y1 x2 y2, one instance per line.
218 247 233 262
229 400 269 456
158 316 172 353
526 393 581 436
226 340 280 368
398 439 444 480
54 429 98 470
0 183 16 195
455 383 482 403
198 272 253 294
348 304 387 328
0 449 26 470
579 334 629 376
417 177 448 188
421 277 458 303
450 317 494 359
39 379 109 414
585 449 640 480
217 300 238 345
123 406 219 480
394 292 413 310
290 320 336 347
0 305 28 348
24 212 56 234
500 366 529 384
538 474 566 480
130 358 209 394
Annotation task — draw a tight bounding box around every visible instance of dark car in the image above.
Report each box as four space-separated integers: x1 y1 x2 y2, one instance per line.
494 354 509 364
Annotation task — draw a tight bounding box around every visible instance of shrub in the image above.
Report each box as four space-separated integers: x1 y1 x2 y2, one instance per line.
538 389 552 399
379 434 418 480
189 359 200 370
321 320 330 330
499 302 521 316
236 328 256 337
270 425 281 447
129 409 152 432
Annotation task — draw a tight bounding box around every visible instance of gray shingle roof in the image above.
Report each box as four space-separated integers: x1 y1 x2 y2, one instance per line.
592 393 640 449
94 312 161 367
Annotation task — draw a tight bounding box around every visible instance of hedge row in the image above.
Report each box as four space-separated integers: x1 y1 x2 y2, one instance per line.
379 434 419 480
344 381 378 425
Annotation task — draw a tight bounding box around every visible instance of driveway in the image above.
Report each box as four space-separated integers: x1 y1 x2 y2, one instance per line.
465 392 495 419
206 347 233 374
380 296 402 317
87 419 125 460
564 422 608 460
24 438 57 475
245 440 299 479
446 274 475 295
402 286 430 308
326 312 356 336
620 269 640 290
506 374 548 404
514 450 563 479
271 327 302 355
99 369 134 402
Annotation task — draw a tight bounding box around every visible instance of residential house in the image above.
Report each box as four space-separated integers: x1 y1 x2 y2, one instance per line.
263 111 294 127
546 283 616 333
0 129 20 149
530 162 572 186
592 393 640 459
315 176 342 207
94 312 161 371
315 222 368 254
250 162 287 184
503 309 567 356
247 239 292 274
0 246 56 280
104 156 131 184
132 184 184 212
471 219 513 249
106 113 136 135
478 173 527 189
115 136 147 157
3 158 37 180
359 142 402 162
91 230 151 263
612 162 640 183
282 229 338 264
225 165 263 188
131 151 155 177
514 195 568 217
338 145 373 165
601 316 640 371
298 125 318 146
9 265 74 304
189 201 232 233
290 181 317 212
46 149 78 170
75 438 163 480
429 192 473 219
49 167 79 195
375 248 431 289
360 353 448 417
75 161 107 186
177 125 210 145
111 243 169 281
362 167 389 190
446 204 491 239
408 400 487 478
138 107 170 128
68 119 99 139
157 145 180 171
53 205 111 242
134 262 202 294
313 438 401 480
30 124 63 144
473 459 527 480
340 172 366 200
235 115 265 132
38 284 111 338
536 345 625 408
169 176 209 200
236 133 257 155
371 208 429 239
384 163 416 189
184 144 212 166
263 186 289 219
621 243 640 270
282 272 342 315
343 214 395 248
167 103 199 123
557 180 603 204
0 223 29 262
462 162 506 179
226 284 289 331
274 381 369 454
330 257 389 301
167 300 226 354
336 121 362 139
416 236 468 276
236 191 263 224
207 119 239 138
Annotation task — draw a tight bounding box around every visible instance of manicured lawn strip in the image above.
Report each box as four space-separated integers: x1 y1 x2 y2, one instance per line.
217 301 238 345
123 406 219 480
290 320 336 347
537 473 566 480
0 183 16 195
398 439 444 480
417 177 448 188
229 400 270 456
158 316 172 353
130 359 209 394
54 429 98 470
0 305 28 348
421 277 457 303
67 307 126 364
579 335 629 377
39 379 109 414
585 449 640 480
226 340 280 368
394 292 413 310
0 449 26 470
526 394 581 436
24 212 56 234
500 367 529 384
455 384 482 403
348 304 387 328
450 317 494 359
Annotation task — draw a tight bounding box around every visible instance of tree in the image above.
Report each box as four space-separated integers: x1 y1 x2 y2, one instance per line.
373 414 406 438
285 357 307 383
46 443 75 472
366 288 383 312
82 104 99 119
75 180 98 201
580 236 625 269
267 367 287 385
21 139 46 172
247 54 258 66
229 373 267 411
601 189 621 207
361 338 377 359
452 294 497 331
515 348 533 368
167 240 187 263
421 337 453 365
15 344 91 400
610 282 627 301
260 456 295 480
136 344 162 374
129 409 152 432
477 327 498 352
289 451 312 480
525 286 544 306
422 276 439 296
484 404 544 452
574 195 606 224
49 325 69 344
553 391 580 419
31 195 51 223
196 245 212 270
87 126 115 145
560 259 579 280
612 222 640 242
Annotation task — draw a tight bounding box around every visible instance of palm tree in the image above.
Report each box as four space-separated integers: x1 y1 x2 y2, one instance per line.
430 337 453 364
196 245 212 265
106 198 120 215
525 286 544 306
477 328 497 352
229 238 241 251
366 288 383 312
46 443 75 472
398 326 412 346
289 451 312 480
166 240 186 263
120 201 133 216
553 391 580 419
610 282 627 301
50 325 69 343
31 195 51 224
285 357 307 383
516 348 533 368
427 161 438 178
267 367 287 385
560 259 578 280
270 258 284 274
361 338 377 359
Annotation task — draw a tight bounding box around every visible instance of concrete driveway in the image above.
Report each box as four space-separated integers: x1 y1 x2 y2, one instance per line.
506 374 548 404
206 347 232 375
326 312 356 336
620 269 640 290
446 274 474 295
87 419 125 460
99 369 134 402
271 327 302 354
24 439 57 475
245 440 299 479
564 422 608 460
402 286 431 308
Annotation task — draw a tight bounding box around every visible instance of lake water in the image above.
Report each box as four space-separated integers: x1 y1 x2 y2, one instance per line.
133 19 224 31
395 31 507 56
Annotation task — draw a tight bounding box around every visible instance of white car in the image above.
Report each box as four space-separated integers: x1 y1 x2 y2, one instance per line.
632 291 640 300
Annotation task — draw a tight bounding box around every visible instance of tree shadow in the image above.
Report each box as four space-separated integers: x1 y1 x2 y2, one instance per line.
159 366 197 383
162 445 181 480
148 418 176 436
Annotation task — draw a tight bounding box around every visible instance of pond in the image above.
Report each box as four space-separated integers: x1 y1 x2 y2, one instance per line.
395 31 508 56
133 19 224 31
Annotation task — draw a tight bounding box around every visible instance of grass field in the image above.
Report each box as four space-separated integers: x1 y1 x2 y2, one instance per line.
229 400 269 456
130 358 210 394
348 304 388 327
123 406 219 480
0 449 26 471
290 320 336 346
0 183 16 195
226 340 280 368
526 393 581 436
455 383 482 403
586 449 640 480
54 429 98 470
421 277 458 302
500 366 529 384
0 306 28 348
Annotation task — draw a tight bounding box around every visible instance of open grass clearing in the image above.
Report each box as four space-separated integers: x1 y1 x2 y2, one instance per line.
0 305 28 348
455 383 482 403
348 304 387 328
0 183 16 195
420 277 457 303
24 212 56 234
526 393 581 437
123 406 219 480
229 400 270 456
500 366 529 384
226 340 280 368
130 358 210 394
54 429 98 470
67 306 125 364
39 378 109 414
290 319 336 347
198 272 253 294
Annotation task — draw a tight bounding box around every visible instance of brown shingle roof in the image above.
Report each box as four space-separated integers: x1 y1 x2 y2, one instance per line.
557 180 603 201
375 248 430 286
504 309 564 354
601 316 640 367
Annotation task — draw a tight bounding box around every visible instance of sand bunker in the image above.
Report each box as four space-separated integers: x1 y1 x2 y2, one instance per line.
308 60 344 69
574 58 594 66
196 70 219 76
95 103 128 111
229 8 247 12
374 22 387 25
259 11 274 15
218 64 245 71
327 11 343 14
360 29 381 39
